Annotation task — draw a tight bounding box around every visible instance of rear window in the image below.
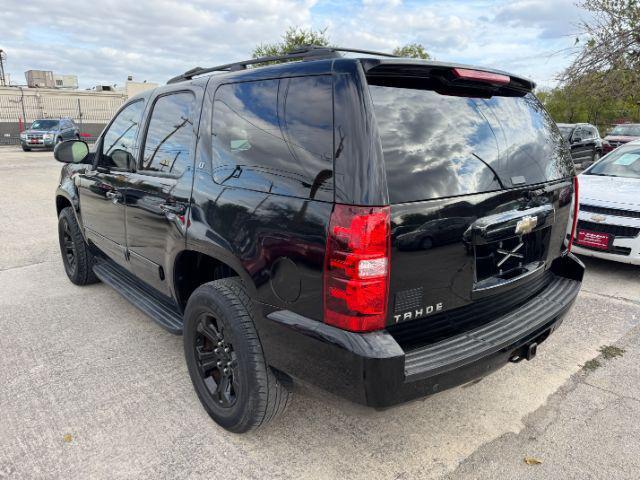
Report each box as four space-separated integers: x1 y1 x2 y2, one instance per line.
369 85 572 204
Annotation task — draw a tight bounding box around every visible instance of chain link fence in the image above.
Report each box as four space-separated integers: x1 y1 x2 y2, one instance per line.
0 87 127 145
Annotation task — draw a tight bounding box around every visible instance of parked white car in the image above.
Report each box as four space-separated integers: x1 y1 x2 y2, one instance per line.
567 139 640 265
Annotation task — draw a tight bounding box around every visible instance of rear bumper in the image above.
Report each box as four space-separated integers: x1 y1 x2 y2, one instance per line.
258 254 584 408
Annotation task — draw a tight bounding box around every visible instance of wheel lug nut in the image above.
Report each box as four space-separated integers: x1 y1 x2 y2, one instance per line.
216 361 222 367
224 347 229 353
223 368 229 374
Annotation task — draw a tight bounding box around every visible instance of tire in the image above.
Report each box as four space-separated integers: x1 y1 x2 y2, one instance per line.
21 145 31 152
183 278 291 433
57 206 99 285
420 236 434 250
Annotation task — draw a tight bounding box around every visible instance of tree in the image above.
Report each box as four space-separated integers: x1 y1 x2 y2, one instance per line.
252 27 330 58
392 43 431 59
565 0 640 77
561 0 640 101
252 28 431 70
538 79 640 134
544 0 640 132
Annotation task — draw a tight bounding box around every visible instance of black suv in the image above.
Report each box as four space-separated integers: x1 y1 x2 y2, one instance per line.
54 47 584 433
557 123 603 168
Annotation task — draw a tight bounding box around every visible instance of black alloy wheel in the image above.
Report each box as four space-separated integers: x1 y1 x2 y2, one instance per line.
57 206 99 285
183 278 291 433
195 313 238 408
61 217 77 274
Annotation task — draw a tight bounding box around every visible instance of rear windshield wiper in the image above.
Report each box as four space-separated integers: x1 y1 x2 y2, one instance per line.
472 153 506 189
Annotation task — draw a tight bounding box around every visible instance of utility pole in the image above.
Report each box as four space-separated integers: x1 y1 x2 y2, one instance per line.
0 49 7 86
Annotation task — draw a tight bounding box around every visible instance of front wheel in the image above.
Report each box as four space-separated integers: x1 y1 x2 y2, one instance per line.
21 145 31 152
58 207 99 285
183 278 291 433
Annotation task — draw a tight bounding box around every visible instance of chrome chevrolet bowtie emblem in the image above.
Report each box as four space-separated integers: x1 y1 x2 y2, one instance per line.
591 214 606 223
515 215 537 235
497 240 524 268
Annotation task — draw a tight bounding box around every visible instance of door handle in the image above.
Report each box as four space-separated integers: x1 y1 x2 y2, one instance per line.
160 202 187 215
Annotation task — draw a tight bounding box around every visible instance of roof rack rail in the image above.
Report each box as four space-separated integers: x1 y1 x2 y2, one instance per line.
167 45 398 84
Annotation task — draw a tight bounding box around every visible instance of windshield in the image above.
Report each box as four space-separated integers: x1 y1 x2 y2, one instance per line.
586 146 640 179
30 120 59 130
609 124 640 137
558 126 573 141
369 84 573 203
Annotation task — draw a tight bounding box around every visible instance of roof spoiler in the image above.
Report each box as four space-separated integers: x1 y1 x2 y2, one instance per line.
361 58 536 92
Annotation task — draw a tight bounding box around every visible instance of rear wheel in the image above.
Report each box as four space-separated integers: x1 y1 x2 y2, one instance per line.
183 278 291 433
57 207 99 285
420 236 434 250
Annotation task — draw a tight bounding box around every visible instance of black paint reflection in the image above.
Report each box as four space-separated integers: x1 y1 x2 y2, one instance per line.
396 216 474 251
211 76 334 201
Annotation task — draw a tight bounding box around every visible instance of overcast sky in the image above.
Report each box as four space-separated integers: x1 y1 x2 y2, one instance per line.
0 0 587 90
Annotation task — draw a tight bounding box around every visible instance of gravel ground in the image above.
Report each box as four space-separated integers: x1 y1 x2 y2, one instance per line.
0 147 638 479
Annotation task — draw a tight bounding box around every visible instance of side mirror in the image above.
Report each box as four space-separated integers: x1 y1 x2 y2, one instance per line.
54 140 89 164
572 137 582 144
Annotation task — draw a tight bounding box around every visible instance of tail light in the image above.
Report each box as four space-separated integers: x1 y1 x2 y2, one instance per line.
566 176 580 252
324 204 390 332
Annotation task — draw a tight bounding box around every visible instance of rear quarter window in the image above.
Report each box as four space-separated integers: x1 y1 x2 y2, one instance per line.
369 85 572 204
211 76 334 201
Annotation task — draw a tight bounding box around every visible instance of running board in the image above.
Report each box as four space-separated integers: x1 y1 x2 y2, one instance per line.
93 260 184 334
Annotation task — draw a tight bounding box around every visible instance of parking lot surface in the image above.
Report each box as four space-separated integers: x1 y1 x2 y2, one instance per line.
0 147 638 479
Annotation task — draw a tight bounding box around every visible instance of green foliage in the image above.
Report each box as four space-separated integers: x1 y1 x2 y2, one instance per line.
252 27 330 58
392 43 431 59
538 77 640 134
252 28 431 65
548 0 640 131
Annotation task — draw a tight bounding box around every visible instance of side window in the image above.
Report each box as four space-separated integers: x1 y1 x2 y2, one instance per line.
141 92 196 175
211 76 334 201
101 101 145 170
574 127 587 140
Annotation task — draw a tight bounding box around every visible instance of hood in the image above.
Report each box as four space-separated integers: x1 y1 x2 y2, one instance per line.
604 135 639 143
24 129 55 134
579 174 640 209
